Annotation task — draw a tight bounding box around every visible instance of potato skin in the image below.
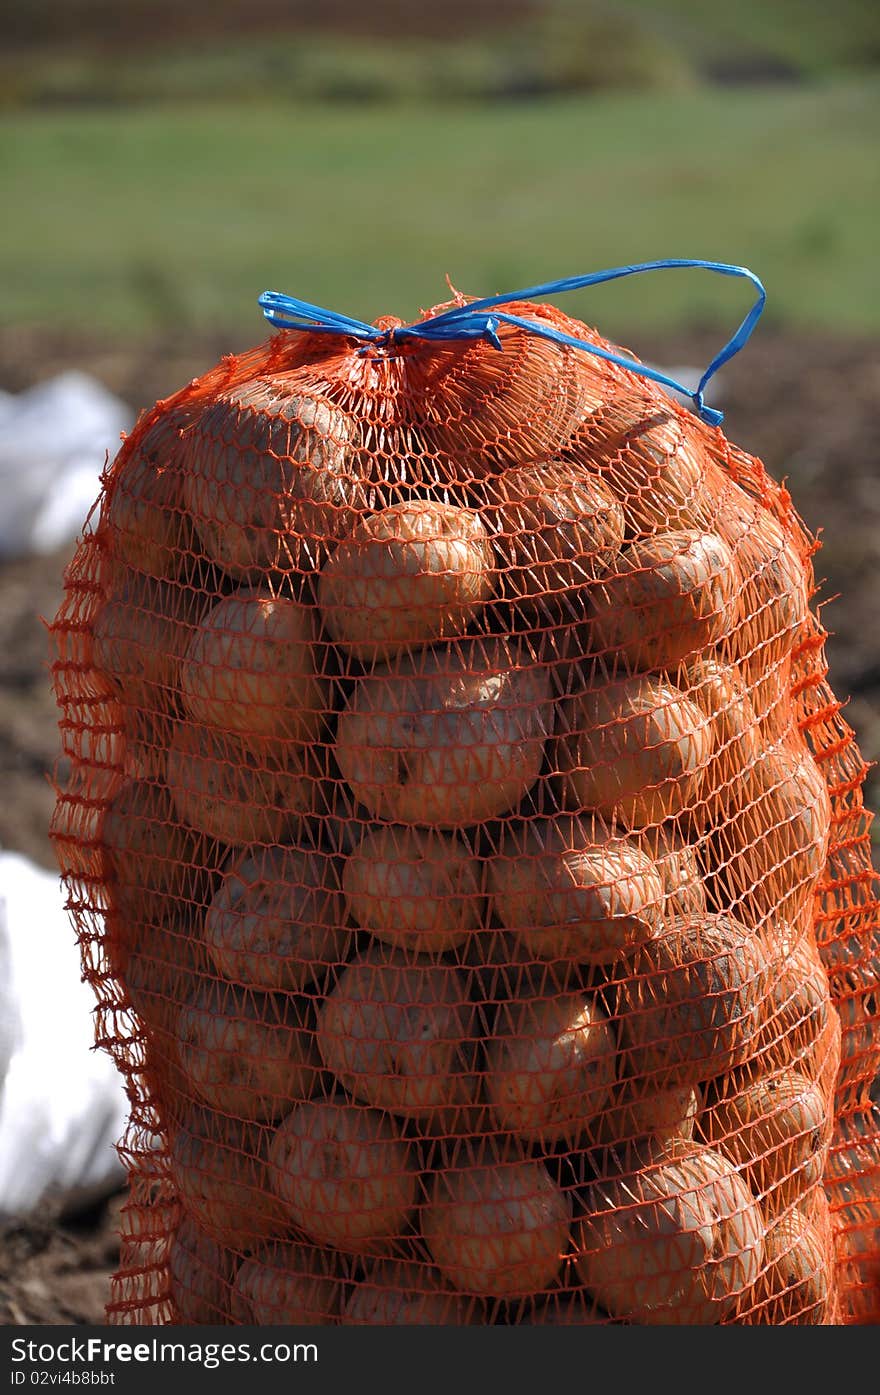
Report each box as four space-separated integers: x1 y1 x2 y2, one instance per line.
698 1069 830 1219
167 1216 236 1325
422 1150 572 1299
316 947 476 1123
342 1260 482 1326
92 574 201 714
318 500 494 661
559 674 714 828
179 588 329 745
615 913 769 1088
182 384 362 577
635 822 707 919
232 1241 346 1325
487 816 664 965
682 655 760 816
104 410 194 579
169 1109 288 1251
590 530 737 673
166 723 315 847
267 1098 419 1255
574 1139 765 1324
732 1209 831 1324
479 463 624 618
204 844 350 994
706 743 831 933
343 825 482 954
176 984 320 1123
335 637 553 827
102 779 218 929
585 1081 700 1156
485 990 617 1145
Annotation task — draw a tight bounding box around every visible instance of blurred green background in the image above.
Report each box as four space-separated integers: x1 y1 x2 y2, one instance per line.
2 0 879 339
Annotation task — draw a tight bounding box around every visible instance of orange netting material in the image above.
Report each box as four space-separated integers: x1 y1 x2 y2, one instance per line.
48 297 880 1326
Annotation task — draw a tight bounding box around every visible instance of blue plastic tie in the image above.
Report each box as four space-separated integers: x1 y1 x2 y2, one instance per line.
258 259 767 427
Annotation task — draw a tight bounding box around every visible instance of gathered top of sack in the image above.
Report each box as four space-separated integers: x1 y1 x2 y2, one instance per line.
48 260 879 1326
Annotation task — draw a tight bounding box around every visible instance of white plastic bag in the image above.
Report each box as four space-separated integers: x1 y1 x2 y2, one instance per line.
0 851 128 1218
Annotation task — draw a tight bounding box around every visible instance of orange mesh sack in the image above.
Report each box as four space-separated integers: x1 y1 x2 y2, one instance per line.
49 264 880 1326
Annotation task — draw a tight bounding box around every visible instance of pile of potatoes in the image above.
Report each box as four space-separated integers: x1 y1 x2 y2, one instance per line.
54 336 848 1327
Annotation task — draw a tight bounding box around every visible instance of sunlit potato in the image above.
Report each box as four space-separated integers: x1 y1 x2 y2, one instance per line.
104 409 195 579
318 500 495 662
335 637 553 827
731 1208 831 1324
268 1097 419 1256
487 815 664 965
573 1139 765 1324
343 825 483 955
203 843 350 994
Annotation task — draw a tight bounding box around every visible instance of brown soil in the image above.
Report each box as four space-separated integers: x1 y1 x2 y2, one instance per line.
0 321 876 1324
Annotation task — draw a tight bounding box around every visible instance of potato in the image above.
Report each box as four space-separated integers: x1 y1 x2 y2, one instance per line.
102 779 218 928
571 393 707 536
463 928 578 1005
422 1147 572 1298
343 825 482 954
232 1241 346 1324
166 723 316 847
318 500 494 661
478 463 624 619
590 531 737 673
574 1139 764 1324
92 574 201 714
485 990 617 1145
342 1260 482 1326
104 410 193 578
268 1097 419 1255
167 1215 236 1324
169 1109 288 1250
733 1209 830 1324
698 1069 830 1220
176 984 319 1122
726 509 808 737
586 1081 700 1155
682 655 760 815
707 744 831 933
316 947 476 1123
182 383 363 576
560 674 713 827
179 588 329 745
615 913 769 1088
757 937 831 1074
335 637 553 827
487 815 664 965
414 307 603 477
636 822 707 919
204 843 350 994
121 922 211 1042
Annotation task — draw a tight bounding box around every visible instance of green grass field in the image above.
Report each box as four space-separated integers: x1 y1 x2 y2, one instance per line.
2 76 878 339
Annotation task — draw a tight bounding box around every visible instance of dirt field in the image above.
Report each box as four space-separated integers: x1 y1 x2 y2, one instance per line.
0 322 877 1324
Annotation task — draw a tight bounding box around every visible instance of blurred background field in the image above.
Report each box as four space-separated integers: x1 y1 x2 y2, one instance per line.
0 0 878 1323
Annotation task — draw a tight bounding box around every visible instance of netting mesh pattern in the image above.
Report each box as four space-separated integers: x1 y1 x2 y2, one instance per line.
48 301 880 1325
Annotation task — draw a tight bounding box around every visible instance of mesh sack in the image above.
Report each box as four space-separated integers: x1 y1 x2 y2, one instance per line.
49 267 879 1326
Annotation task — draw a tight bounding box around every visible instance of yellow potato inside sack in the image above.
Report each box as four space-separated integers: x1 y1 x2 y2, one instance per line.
574 1138 765 1324
335 636 553 827
318 500 495 662
615 912 769 1089
315 946 477 1124
559 673 714 828
476 462 624 619
203 843 350 995
589 530 738 673
484 988 617 1146
635 821 708 918
342 824 483 955
104 409 195 579
167 1215 237 1325
342 1260 484 1326
176 983 320 1123
92 574 202 715
168 1108 288 1252
585 1080 701 1156
487 814 664 965
421 1143 572 1299
732 1207 831 1324
231 1241 348 1325
179 588 329 745
267 1096 419 1256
